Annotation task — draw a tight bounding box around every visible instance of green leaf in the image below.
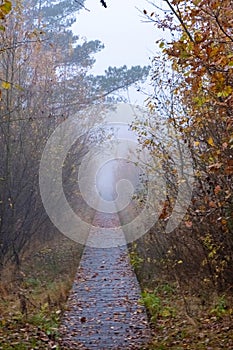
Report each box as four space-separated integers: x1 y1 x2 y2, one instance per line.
159 41 165 49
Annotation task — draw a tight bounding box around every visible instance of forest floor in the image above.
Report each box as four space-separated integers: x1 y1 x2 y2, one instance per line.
140 281 233 350
0 229 232 349
0 233 83 349
120 205 233 350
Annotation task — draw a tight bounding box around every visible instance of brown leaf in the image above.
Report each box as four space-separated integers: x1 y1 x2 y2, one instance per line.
80 316 86 323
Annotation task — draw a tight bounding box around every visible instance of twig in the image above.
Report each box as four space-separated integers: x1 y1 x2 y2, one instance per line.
163 0 194 43
74 0 90 12
100 0 107 8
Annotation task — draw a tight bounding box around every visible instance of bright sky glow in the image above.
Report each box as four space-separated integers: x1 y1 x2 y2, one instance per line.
73 0 161 74
72 0 169 104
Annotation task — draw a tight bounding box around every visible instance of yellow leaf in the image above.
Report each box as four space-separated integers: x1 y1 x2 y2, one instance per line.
1 81 11 89
161 309 171 317
207 137 215 147
0 0 12 20
14 83 24 91
221 218 227 225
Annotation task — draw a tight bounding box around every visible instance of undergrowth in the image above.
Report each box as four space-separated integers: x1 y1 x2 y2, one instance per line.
0 234 83 349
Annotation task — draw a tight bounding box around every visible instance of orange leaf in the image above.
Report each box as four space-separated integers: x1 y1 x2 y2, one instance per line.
185 221 193 228
207 137 215 147
209 201 217 208
214 185 221 195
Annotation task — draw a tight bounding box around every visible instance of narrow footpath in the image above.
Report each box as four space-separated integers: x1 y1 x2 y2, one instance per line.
60 212 151 349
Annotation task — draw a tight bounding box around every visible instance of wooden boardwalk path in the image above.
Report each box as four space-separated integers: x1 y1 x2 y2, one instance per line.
60 212 151 349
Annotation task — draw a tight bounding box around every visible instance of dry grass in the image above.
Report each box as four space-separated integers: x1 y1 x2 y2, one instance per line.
0 233 83 349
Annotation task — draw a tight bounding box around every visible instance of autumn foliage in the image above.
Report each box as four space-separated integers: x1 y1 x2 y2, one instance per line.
137 0 233 291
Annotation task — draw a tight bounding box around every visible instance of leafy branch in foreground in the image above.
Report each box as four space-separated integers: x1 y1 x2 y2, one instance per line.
135 0 233 292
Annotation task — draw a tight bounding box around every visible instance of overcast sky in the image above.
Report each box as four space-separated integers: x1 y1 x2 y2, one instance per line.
72 1 168 198
72 0 167 104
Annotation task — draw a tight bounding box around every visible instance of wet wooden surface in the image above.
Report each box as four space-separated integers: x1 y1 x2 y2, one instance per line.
60 212 151 349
